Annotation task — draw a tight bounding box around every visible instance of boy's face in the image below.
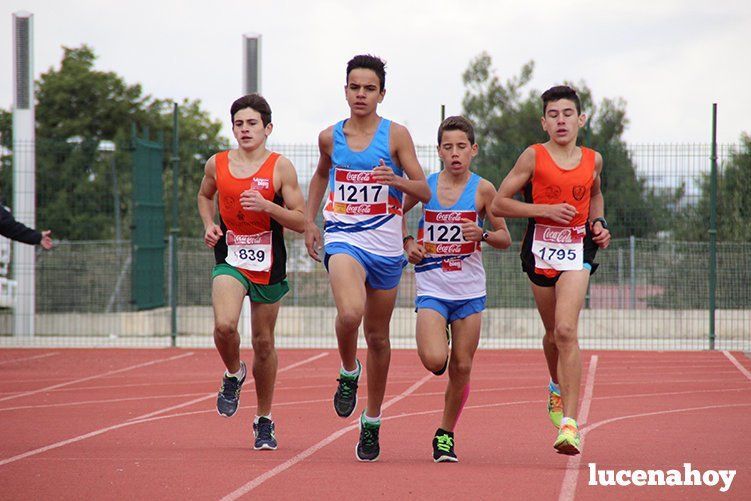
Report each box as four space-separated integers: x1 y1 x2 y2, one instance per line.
541 98 586 146
437 129 478 175
344 68 385 117
232 107 272 150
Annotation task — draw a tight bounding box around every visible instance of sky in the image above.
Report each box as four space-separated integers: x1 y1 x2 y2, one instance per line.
1 0 750 146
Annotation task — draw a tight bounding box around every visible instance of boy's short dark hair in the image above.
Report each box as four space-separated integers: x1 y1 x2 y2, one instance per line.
541 85 581 115
437 116 475 145
346 55 386 91
230 94 272 126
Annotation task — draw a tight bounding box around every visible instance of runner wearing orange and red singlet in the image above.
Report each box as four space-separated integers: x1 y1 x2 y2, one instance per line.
491 85 611 455
198 94 306 451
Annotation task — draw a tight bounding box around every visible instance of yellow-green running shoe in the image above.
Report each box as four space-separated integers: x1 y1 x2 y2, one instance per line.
547 383 563 428
554 420 581 455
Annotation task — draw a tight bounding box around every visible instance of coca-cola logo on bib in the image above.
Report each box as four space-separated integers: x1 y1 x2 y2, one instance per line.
346 204 374 215
435 212 463 223
436 243 463 254
345 171 373 183
543 227 575 243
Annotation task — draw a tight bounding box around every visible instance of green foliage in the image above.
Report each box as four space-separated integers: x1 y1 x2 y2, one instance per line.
675 134 751 242
0 45 226 240
460 52 672 239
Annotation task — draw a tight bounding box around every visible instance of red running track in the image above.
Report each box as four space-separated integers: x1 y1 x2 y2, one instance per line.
0 348 749 500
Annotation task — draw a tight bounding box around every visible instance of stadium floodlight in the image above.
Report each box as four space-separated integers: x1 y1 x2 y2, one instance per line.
12 11 35 337
243 33 262 95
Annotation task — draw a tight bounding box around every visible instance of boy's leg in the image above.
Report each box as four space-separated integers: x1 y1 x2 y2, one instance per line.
327 254 368 371
416 308 450 374
250 300 281 417
552 270 590 421
212 275 247 373
441 312 481 431
361 284 399 418
530 282 563 427
212 274 249 417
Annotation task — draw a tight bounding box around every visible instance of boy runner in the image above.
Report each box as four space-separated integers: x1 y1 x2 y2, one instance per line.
403 116 511 462
197 94 305 451
491 86 611 455
304 55 431 462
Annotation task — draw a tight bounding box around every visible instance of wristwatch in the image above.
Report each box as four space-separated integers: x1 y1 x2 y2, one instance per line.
591 217 608 230
481 231 489 242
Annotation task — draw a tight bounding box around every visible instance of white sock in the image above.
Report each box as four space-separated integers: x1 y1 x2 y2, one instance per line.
361 413 381 424
561 416 577 427
549 380 560 394
225 364 245 379
254 414 272 424
340 361 360 377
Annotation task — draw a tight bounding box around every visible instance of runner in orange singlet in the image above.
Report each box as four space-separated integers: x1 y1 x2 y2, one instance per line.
197 94 305 451
491 86 611 455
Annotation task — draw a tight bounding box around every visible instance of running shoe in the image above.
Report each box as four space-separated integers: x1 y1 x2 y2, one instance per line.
547 382 563 428
216 361 247 417
356 413 381 462
253 416 278 450
432 428 458 463
333 359 361 418
554 420 581 455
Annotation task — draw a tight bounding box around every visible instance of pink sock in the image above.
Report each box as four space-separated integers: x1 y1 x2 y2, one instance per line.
453 384 471 428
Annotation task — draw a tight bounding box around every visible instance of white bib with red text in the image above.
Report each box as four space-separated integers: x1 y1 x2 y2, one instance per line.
225 230 273 272
332 168 388 217
531 224 585 271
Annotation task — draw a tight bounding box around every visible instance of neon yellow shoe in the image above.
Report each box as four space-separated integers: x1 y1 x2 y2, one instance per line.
547 383 563 428
554 420 581 455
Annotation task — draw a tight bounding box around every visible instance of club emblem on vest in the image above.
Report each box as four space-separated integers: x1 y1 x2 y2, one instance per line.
572 185 587 201
545 185 561 199
252 178 270 190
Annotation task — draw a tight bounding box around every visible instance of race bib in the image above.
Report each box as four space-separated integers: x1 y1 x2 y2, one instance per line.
333 168 388 216
225 230 272 272
531 224 585 271
423 210 477 256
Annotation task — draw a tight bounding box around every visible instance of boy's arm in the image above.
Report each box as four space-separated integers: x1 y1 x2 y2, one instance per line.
401 193 425 264
491 147 576 224
588 152 610 248
304 128 334 261
477 179 512 250
375 123 431 202
239 156 305 233
0 205 42 245
197 155 223 248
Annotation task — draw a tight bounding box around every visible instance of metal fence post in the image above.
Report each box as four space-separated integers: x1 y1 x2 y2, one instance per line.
709 104 718 350
629 235 636 309
169 103 180 347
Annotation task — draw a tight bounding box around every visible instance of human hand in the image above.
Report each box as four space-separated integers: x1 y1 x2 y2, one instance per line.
460 218 482 242
239 189 271 212
544 203 577 225
204 224 223 248
40 230 53 250
305 221 322 262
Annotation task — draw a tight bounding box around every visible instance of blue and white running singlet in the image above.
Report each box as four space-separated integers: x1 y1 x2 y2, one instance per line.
323 118 404 257
415 172 486 300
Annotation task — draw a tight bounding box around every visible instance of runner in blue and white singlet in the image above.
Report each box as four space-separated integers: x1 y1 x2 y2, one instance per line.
415 172 486 301
323 118 404 257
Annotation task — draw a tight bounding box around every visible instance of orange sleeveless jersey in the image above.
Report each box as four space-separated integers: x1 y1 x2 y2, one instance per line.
526 144 595 227
214 150 287 285
522 144 596 278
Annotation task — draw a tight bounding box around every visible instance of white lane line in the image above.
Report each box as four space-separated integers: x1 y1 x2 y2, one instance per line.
0 352 327 467
723 351 751 381
0 352 195 403
220 373 434 501
558 354 598 501
0 352 59 366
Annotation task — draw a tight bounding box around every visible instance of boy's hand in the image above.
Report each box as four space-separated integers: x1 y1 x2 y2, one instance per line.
40 230 53 250
240 189 271 212
305 221 322 262
591 221 611 249
460 218 483 242
204 224 223 248
373 159 399 186
404 238 425 264
544 203 577 225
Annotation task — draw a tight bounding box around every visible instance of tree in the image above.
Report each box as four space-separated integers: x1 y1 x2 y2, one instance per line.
675 134 751 242
0 45 226 240
461 52 673 239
